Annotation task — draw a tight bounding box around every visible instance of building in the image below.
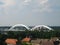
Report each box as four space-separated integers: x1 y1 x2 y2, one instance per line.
5 38 18 45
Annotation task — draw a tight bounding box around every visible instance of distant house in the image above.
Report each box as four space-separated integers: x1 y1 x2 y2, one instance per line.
22 37 31 42
5 38 18 45
31 39 41 44
31 39 54 45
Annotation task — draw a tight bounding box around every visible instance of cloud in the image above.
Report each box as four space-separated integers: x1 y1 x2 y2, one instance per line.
0 0 59 26
39 0 48 5
5 0 16 6
24 0 31 3
23 0 32 5
32 0 52 12
0 0 16 8
0 2 4 4
0 0 51 12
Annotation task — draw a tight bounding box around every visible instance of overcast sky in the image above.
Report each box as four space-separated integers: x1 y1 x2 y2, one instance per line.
0 0 60 26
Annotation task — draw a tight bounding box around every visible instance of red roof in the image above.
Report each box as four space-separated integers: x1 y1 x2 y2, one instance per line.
5 39 18 44
22 37 31 42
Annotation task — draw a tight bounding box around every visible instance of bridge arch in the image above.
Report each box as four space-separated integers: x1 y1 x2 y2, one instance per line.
31 25 53 31
9 24 29 31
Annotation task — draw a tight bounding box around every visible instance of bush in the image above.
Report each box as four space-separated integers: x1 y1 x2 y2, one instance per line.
21 42 28 45
2 30 60 39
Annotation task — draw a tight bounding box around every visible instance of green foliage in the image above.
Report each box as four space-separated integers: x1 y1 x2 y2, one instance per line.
1 30 60 39
21 42 32 45
21 42 28 45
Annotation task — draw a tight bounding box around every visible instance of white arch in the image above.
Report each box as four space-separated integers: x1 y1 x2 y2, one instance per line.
31 25 53 31
9 24 29 31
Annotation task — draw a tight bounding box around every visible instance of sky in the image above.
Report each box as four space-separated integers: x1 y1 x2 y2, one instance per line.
0 0 60 26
